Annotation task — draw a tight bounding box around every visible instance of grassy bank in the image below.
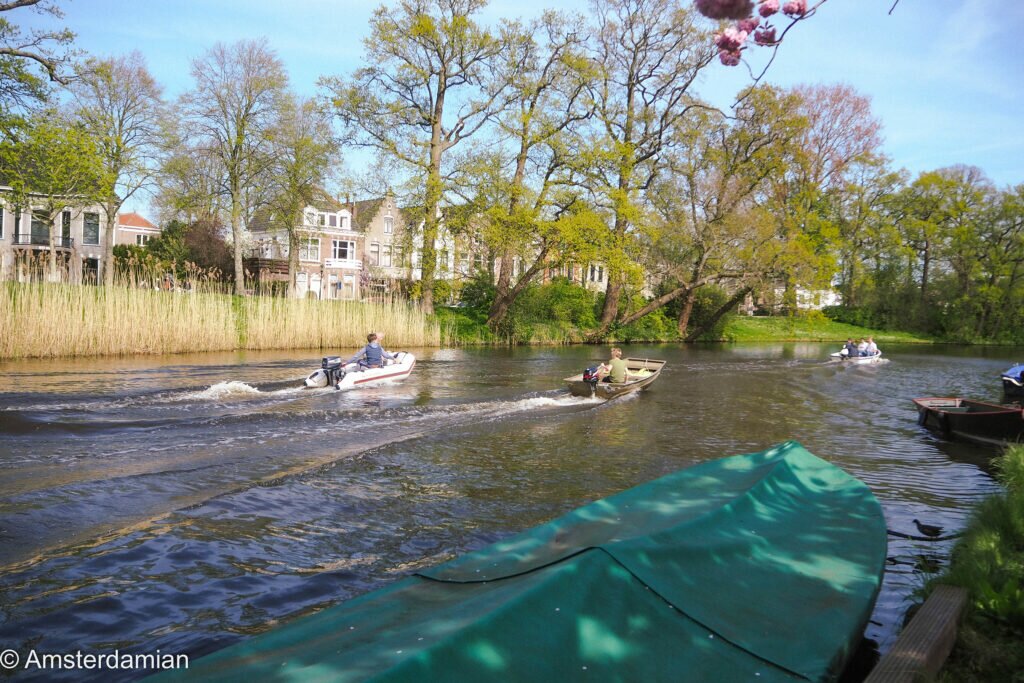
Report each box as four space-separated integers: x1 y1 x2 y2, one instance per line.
930 444 1024 681
433 306 933 346
722 314 932 344
0 282 441 359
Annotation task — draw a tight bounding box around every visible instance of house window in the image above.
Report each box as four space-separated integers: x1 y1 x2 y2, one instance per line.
474 253 485 271
31 211 49 243
136 234 151 246
305 212 315 225
300 237 320 261
382 245 392 268
332 240 354 260
394 246 404 267
597 266 604 283
0 207 5 239
329 215 337 227
341 216 348 229
61 210 71 239
318 213 326 226
589 264 596 282
384 216 393 234
84 212 100 245
369 242 379 266
439 249 449 273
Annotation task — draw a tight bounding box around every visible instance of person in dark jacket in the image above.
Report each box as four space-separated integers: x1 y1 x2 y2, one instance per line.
346 332 396 369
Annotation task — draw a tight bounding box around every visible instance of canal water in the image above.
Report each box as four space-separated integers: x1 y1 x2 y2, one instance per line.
0 343 1019 680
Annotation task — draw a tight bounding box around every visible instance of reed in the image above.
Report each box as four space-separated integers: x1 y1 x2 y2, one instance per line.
0 281 441 359
240 296 441 351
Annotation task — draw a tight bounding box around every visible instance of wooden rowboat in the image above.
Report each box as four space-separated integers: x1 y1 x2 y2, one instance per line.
913 397 1024 445
152 441 887 683
564 357 666 399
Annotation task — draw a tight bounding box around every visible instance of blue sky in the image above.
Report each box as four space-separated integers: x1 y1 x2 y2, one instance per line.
17 0 1024 215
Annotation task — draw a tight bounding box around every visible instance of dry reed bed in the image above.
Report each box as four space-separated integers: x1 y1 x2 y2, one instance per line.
0 283 441 359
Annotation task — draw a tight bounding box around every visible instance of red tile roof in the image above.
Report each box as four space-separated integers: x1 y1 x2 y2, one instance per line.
118 212 157 230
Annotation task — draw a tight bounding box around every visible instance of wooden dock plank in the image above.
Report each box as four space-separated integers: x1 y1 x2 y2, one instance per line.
865 584 968 683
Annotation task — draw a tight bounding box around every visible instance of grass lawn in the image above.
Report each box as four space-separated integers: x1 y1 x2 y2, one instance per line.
722 315 932 344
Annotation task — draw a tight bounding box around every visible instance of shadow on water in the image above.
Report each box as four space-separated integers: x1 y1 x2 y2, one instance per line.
0 343 1017 681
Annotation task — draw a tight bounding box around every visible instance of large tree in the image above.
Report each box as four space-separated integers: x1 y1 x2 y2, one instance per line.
583 0 716 335
179 39 288 295
765 83 882 313
322 0 519 314
264 95 338 298
0 0 73 120
70 52 166 286
0 109 104 280
616 85 803 333
454 10 597 328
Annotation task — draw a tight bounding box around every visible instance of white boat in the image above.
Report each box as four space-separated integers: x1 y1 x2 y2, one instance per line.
830 350 884 364
304 352 416 390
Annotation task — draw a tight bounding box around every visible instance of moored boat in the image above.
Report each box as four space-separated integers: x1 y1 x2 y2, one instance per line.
304 352 415 390
564 357 666 398
153 441 887 683
913 397 1024 445
1002 364 1024 398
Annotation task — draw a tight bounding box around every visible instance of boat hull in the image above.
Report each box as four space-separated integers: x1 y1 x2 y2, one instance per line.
1002 364 1024 398
158 441 887 683
305 352 415 390
830 351 883 364
913 397 1024 445
564 357 666 399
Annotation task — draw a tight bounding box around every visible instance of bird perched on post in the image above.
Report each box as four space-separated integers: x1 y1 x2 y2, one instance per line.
913 519 943 538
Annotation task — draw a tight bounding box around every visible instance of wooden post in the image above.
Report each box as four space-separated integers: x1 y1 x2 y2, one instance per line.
865 585 968 683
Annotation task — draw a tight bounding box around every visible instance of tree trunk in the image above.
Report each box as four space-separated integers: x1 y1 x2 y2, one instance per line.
47 213 58 282
288 228 300 299
677 289 696 336
487 247 514 326
685 286 752 342
231 189 245 297
103 199 118 287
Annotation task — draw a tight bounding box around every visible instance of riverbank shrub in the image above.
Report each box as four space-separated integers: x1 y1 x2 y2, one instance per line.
931 444 1024 681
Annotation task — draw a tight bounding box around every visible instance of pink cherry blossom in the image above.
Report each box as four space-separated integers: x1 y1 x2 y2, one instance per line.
694 0 755 20
737 17 760 33
714 27 748 52
783 0 806 17
758 0 779 17
753 26 778 45
718 49 742 66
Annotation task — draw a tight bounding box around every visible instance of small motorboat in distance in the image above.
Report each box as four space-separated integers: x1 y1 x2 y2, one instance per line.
1002 363 1024 398
830 350 883 364
304 352 415 390
913 397 1024 445
564 357 666 399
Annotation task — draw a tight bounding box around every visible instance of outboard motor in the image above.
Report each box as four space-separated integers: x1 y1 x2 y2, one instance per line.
582 365 600 385
305 356 346 389
322 356 345 389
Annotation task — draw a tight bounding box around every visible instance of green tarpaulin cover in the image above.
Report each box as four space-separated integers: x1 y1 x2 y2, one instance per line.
155 440 887 682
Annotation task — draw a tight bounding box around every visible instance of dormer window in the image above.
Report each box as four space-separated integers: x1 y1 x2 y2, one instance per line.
329 214 337 227
341 216 348 229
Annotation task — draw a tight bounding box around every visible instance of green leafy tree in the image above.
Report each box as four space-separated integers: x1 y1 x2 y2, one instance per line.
179 39 288 295
322 0 519 314
70 52 167 286
0 109 105 280
616 86 801 335
263 95 338 298
583 0 715 335
0 0 73 122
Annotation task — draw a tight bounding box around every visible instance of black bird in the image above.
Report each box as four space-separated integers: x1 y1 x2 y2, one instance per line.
913 519 944 538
